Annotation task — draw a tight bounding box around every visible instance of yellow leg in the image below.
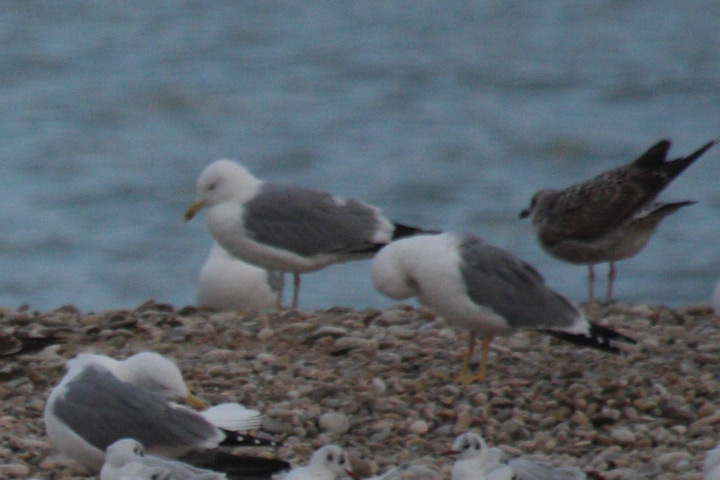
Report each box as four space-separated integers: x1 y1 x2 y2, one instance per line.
456 333 493 384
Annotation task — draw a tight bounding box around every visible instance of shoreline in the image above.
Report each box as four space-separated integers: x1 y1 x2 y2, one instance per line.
0 300 716 479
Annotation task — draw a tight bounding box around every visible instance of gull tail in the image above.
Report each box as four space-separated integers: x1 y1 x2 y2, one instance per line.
391 223 441 240
542 322 635 354
634 139 716 180
186 451 290 480
219 430 282 448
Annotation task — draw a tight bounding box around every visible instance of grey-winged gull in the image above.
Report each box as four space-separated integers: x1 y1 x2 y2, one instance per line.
520 139 716 301
443 432 586 480
101 438 226 480
44 352 288 477
184 159 432 309
371 232 634 383
283 445 359 480
197 242 282 311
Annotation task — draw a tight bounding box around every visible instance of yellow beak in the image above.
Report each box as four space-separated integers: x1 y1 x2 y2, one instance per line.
183 392 207 410
184 200 207 222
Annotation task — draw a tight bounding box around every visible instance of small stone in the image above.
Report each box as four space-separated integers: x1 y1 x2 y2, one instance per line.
257 327 274 341
318 412 350 435
610 427 636 446
0 463 30 477
409 419 429 434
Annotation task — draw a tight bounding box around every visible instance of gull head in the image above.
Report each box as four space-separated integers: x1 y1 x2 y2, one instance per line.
309 445 359 479
120 352 206 409
443 432 487 461
185 159 260 222
371 240 422 301
519 189 555 220
104 438 144 467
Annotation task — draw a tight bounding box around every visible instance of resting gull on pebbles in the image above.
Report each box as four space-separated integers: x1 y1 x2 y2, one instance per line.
100 438 226 480
44 352 287 477
184 159 431 309
197 242 281 311
282 445 359 480
371 232 634 383
520 139 716 301
0 330 62 357
443 432 586 480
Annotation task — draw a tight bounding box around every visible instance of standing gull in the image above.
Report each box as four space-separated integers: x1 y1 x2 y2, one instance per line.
443 432 586 480
371 232 634 383
184 159 431 309
520 139 716 301
283 445 359 480
197 242 282 311
44 353 287 477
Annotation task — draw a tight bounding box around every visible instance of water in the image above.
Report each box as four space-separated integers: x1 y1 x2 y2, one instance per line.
1 1 719 313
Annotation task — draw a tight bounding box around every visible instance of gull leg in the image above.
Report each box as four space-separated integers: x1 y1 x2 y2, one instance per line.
457 333 493 384
276 273 285 309
587 265 595 302
606 261 616 302
291 273 301 310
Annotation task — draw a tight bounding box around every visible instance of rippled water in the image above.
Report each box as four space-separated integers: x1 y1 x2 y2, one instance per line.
2 1 719 312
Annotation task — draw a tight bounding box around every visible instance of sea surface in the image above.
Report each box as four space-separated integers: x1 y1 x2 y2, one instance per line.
2 1 719 313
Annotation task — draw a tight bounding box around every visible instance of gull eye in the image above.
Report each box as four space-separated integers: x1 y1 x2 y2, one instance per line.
339 455 346 465
327 452 334 463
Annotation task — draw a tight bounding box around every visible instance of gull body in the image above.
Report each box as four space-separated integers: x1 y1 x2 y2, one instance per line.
185 159 429 309
371 232 633 382
444 433 586 480
44 352 283 476
197 242 281 311
101 439 226 480
520 139 716 301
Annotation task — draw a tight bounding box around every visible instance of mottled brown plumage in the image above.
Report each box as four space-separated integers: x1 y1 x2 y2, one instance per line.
521 139 716 301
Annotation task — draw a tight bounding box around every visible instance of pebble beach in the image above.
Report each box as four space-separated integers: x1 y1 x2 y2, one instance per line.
1 300 718 480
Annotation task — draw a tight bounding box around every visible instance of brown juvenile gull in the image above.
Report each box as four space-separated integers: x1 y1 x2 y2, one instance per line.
185 159 432 309
371 232 634 383
520 139 716 301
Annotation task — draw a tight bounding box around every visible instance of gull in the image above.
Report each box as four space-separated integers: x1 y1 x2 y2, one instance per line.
197 242 282 311
443 432 586 480
101 438 226 480
712 280 720 317
185 159 432 309
44 352 287 476
520 139 716 301
0 330 63 357
371 232 634 383
282 445 359 480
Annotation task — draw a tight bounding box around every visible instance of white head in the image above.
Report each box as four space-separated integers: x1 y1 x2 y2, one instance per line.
371 240 421 301
185 159 262 222
117 352 189 400
307 445 357 479
105 438 145 467
447 432 488 462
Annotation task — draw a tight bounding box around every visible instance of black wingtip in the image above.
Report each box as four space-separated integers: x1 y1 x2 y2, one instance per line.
542 322 635 354
632 139 672 168
195 451 290 479
391 223 442 240
220 430 283 448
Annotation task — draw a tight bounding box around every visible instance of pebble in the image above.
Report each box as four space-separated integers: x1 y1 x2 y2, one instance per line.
1 301 718 479
318 412 350 435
